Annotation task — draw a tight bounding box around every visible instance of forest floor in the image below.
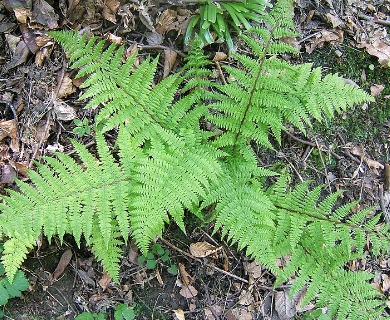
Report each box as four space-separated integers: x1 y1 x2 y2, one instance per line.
0 0 389 319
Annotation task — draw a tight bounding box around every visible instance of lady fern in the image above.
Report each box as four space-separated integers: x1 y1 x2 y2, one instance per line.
0 0 388 318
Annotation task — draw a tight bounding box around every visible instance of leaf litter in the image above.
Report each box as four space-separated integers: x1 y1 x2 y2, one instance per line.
0 0 389 318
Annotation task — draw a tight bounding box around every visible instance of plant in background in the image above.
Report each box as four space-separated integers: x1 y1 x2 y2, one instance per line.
0 244 29 318
185 0 270 49
73 118 91 137
137 243 178 274
75 303 139 320
0 0 388 318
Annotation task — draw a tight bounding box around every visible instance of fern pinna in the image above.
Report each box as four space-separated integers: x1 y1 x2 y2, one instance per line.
0 0 388 318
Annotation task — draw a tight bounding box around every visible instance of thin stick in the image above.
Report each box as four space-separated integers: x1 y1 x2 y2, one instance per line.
159 238 249 284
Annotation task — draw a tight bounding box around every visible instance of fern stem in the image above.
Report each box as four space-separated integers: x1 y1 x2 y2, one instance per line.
233 26 276 149
274 204 389 240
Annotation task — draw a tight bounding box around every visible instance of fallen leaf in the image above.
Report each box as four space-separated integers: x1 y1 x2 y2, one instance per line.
0 119 18 141
53 100 76 121
1 164 17 184
98 272 112 291
213 52 227 62
365 158 384 170
325 12 344 28
381 274 390 292
156 9 178 35
103 0 120 23
106 33 122 45
173 309 185 320
52 249 73 281
146 31 163 45
5 39 30 71
238 289 254 306
274 290 297 320
225 308 252 320
305 29 343 54
179 284 198 298
178 263 193 286
32 0 59 28
370 84 385 97
57 74 76 99
128 240 139 264
189 241 220 258
163 48 177 78
244 261 263 279
139 6 155 32
363 39 390 67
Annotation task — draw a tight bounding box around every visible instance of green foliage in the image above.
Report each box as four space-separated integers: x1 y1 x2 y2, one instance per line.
0 1 387 319
137 243 177 273
0 243 29 318
185 0 270 49
73 118 91 137
75 303 139 320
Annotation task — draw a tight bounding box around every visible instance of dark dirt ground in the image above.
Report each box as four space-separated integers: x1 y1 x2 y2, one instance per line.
0 0 389 319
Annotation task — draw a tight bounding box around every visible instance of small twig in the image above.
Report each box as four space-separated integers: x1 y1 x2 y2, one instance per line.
159 238 249 284
314 136 331 193
358 13 390 27
203 282 221 320
284 130 342 161
215 61 227 85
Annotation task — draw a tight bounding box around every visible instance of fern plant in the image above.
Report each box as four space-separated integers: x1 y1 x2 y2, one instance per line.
0 0 388 318
185 0 270 49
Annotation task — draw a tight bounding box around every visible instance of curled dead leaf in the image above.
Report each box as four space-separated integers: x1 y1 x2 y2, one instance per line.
370 84 385 97
52 249 73 281
163 48 177 78
189 241 220 258
98 272 112 291
179 284 198 298
363 39 390 68
53 100 76 121
213 52 227 62
173 309 185 320
57 74 76 99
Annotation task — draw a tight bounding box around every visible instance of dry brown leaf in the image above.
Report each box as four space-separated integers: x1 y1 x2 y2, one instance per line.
189 241 220 258
57 74 76 99
305 29 343 54
350 145 364 157
274 290 297 320
32 0 59 28
363 39 390 67
204 306 223 320
325 12 344 28
53 100 76 121
98 272 112 291
370 84 385 97
213 52 227 62
173 309 185 320
179 284 198 298
381 274 390 292
139 6 155 32
163 48 177 78
225 308 253 320
156 9 178 35
364 158 384 170
178 263 193 286
128 241 139 264
156 268 164 285
5 39 30 71
1 164 17 184
0 119 18 141
244 261 263 279
52 249 73 281
106 33 122 45
238 289 254 306
103 0 120 23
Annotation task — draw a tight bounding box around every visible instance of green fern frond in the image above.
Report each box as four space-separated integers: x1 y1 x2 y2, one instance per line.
0 134 132 281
